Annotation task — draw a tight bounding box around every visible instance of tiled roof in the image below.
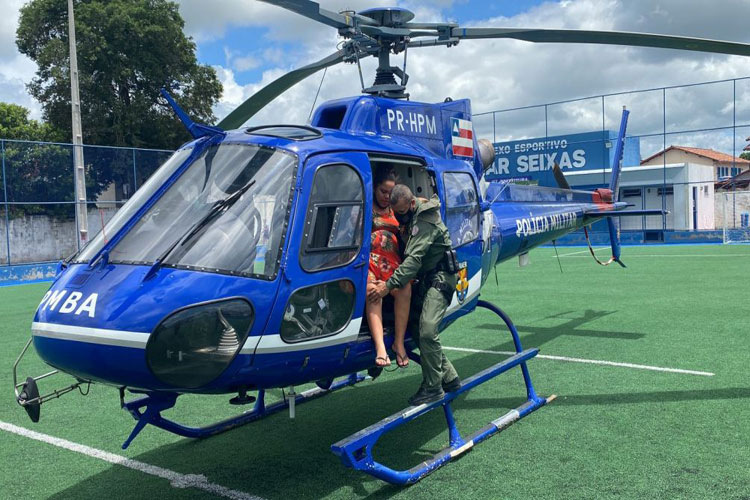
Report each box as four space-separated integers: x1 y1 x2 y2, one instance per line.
641 146 750 165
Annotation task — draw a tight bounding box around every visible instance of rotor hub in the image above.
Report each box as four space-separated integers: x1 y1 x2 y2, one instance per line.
358 7 415 27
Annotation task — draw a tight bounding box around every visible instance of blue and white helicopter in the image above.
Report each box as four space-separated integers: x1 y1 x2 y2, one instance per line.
14 0 750 485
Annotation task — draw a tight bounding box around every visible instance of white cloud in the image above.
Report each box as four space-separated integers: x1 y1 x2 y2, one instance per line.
233 55 261 72
0 0 25 59
211 0 750 157
223 47 261 72
0 0 41 118
2 0 749 156
177 0 397 43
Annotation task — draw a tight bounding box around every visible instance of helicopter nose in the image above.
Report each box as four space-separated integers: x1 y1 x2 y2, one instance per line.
145 298 255 389
33 297 256 390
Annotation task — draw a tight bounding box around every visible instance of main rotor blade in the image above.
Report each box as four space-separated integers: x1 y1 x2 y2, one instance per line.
552 163 571 190
451 27 750 57
259 0 375 30
217 49 348 130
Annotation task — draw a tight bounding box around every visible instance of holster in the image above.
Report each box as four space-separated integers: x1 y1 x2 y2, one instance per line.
430 276 455 303
436 248 459 274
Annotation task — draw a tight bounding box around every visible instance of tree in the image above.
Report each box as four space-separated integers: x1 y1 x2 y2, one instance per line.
0 102 61 141
16 0 221 152
741 152 750 161
0 102 75 217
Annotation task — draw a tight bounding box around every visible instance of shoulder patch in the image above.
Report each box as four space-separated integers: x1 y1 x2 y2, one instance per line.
417 210 441 225
412 225 419 236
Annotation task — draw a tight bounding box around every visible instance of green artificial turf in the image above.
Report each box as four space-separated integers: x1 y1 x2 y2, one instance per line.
0 244 748 499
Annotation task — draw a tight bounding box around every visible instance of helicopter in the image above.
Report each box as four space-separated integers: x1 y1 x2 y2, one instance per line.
13 0 750 486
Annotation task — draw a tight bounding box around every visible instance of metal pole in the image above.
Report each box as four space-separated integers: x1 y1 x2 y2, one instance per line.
2 141 10 265
492 112 496 143
730 80 737 230
662 88 667 232
722 192 727 242
68 0 88 247
732 80 737 177
132 148 137 192
601 96 606 188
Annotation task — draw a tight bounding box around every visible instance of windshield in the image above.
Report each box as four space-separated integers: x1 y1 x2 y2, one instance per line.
76 146 194 263
107 143 297 279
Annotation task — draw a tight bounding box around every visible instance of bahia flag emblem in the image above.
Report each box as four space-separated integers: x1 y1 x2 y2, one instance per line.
451 117 474 158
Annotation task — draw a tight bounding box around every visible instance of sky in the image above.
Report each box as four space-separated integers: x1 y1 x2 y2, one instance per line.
2 0 750 155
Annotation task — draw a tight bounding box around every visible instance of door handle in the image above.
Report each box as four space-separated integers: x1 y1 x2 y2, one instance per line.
353 256 367 268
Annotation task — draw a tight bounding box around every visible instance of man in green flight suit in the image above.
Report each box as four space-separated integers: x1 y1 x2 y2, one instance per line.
368 184 461 405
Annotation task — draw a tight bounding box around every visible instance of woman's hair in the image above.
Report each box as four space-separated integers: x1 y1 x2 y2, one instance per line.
374 168 398 188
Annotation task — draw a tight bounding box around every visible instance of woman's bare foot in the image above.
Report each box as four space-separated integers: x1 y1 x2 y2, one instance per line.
393 344 409 367
375 347 391 367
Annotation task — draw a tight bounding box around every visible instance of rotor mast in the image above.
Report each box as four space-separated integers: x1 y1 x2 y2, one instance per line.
363 44 409 98
354 7 416 99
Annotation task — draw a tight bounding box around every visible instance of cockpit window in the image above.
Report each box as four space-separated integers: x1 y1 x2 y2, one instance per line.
443 172 480 247
300 164 364 272
106 143 297 279
76 147 194 263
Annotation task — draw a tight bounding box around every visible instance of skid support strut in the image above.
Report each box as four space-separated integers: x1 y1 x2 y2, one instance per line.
331 300 555 485
121 372 365 449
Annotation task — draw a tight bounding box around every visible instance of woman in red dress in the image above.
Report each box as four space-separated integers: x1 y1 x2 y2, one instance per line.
367 170 411 367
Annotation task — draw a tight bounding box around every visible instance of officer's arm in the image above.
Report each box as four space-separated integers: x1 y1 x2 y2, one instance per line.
386 222 432 290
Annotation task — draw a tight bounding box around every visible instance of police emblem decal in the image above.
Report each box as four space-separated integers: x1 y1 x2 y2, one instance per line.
456 264 469 303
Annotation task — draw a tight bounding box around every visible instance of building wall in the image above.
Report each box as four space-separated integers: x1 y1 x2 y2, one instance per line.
642 150 750 180
715 190 750 229
641 150 714 167
686 163 715 229
488 130 641 186
0 208 116 264
566 162 714 231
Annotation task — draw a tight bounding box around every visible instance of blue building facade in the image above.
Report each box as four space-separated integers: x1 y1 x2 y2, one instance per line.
486 130 641 188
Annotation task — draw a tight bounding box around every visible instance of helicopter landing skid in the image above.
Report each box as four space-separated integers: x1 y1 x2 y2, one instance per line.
120 372 366 449
330 300 555 485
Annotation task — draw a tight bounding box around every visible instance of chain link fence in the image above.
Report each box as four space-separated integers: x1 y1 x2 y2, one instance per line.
474 76 750 240
0 140 173 266
4 77 750 268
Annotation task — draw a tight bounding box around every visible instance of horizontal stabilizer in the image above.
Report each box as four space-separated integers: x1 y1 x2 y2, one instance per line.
585 209 668 217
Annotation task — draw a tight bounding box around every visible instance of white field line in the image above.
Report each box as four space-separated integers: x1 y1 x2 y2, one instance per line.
558 254 748 258
556 248 609 257
443 346 714 376
0 421 265 500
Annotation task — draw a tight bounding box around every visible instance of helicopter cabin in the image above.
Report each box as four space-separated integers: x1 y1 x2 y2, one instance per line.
296 95 483 339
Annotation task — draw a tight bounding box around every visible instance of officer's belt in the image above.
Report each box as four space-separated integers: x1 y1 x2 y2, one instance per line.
418 271 454 302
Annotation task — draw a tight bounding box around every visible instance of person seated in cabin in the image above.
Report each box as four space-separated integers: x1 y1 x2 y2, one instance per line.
366 169 412 368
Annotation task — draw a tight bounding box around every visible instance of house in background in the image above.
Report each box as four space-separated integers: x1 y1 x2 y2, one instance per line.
641 146 750 180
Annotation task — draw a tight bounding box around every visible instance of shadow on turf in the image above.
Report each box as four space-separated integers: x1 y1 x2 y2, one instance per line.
37 310 651 499
477 309 644 349
44 352 533 500
459 387 750 410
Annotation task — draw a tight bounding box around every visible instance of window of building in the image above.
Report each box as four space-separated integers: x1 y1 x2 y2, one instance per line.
280 280 356 342
731 167 741 176
443 172 480 247
718 167 729 179
656 186 674 196
741 213 749 228
300 164 364 272
621 188 642 198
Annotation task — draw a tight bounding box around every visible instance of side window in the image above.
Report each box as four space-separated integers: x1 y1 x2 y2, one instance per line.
443 172 480 247
280 280 356 342
301 164 364 271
